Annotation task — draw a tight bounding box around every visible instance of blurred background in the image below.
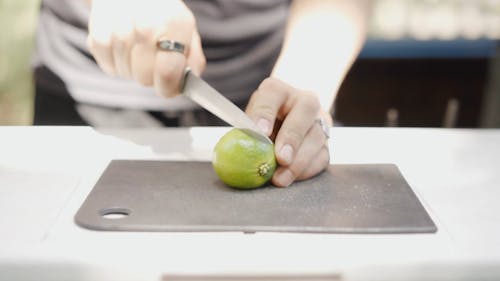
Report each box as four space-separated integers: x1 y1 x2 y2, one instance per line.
1 0 499 127
335 0 500 128
0 0 39 125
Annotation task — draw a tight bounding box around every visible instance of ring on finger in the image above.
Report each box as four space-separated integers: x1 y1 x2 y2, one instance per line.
315 117 330 140
156 38 186 55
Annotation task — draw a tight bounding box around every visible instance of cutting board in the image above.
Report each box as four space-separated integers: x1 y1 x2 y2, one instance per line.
75 160 437 233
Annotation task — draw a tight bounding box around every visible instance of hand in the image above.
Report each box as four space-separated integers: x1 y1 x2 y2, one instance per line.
87 0 206 97
246 78 332 187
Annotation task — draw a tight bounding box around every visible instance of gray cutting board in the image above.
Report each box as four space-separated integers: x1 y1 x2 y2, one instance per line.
75 160 437 233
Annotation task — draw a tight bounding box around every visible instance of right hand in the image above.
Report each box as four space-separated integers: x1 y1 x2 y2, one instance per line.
87 0 206 97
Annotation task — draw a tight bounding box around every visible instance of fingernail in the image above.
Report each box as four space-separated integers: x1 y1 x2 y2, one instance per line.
257 118 270 135
279 144 293 165
276 169 294 187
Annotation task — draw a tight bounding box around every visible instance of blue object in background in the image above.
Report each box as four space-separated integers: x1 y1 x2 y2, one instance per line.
359 39 499 59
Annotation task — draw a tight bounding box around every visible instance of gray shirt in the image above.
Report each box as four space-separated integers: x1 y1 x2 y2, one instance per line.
35 0 290 112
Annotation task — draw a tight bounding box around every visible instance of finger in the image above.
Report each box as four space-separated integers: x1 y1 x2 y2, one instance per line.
245 78 291 136
87 37 114 76
154 50 186 97
298 146 330 181
294 122 330 180
274 91 321 166
186 30 206 76
130 35 156 86
87 0 116 76
109 5 135 78
272 122 329 186
153 15 195 97
111 30 134 78
272 147 329 187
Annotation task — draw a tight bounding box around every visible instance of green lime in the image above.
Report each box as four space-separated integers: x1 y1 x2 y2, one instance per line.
212 128 276 189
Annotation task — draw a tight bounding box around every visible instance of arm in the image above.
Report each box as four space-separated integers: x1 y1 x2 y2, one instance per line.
273 0 371 113
246 0 371 187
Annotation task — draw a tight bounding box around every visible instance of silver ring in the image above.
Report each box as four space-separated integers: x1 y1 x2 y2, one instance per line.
157 39 186 54
316 117 330 139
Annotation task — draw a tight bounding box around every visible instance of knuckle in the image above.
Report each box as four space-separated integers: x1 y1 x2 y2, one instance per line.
184 11 196 27
164 11 196 32
111 35 128 51
312 122 326 140
287 164 303 180
297 149 330 181
259 77 279 91
291 155 309 175
299 92 321 113
252 104 276 120
90 36 112 51
157 63 179 83
180 9 196 27
135 71 153 86
134 26 154 42
112 24 134 42
282 128 304 147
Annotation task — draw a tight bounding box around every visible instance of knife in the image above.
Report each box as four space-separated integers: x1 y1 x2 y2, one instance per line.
181 70 273 145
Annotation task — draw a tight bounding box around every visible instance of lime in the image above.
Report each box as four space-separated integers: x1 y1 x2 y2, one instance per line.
212 128 276 189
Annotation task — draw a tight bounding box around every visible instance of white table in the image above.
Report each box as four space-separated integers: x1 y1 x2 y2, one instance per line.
1 126 499 281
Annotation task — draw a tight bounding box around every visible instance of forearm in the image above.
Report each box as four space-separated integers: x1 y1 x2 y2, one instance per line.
272 0 371 113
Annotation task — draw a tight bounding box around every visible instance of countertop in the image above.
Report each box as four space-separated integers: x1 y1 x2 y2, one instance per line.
1 126 499 281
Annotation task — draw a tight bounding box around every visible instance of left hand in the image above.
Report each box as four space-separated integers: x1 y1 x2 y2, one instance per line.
246 77 332 187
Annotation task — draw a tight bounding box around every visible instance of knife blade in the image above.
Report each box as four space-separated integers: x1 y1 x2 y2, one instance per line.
181 70 273 144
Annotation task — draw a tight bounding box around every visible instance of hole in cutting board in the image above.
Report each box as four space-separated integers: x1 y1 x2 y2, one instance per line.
99 207 131 220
